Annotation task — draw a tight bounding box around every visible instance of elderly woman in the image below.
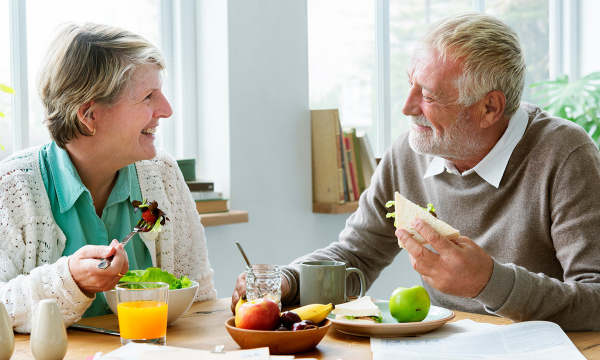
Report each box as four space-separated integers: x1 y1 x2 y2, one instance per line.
0 23 216 333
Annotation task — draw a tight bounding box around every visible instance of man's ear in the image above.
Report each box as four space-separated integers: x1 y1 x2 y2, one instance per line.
479 91 506 129
76 101 96 134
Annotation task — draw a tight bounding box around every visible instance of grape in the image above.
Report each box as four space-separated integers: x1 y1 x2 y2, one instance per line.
291 320 318 331
280 311 302 329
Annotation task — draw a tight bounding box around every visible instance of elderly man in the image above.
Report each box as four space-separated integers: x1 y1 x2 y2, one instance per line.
232 12 600 331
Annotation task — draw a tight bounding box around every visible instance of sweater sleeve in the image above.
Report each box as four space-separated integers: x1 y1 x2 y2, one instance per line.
158 153 217 302
281 149 400 305
474 143 600 331
0 234 94 333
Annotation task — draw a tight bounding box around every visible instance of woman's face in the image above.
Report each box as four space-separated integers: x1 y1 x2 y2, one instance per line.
93 65 172 165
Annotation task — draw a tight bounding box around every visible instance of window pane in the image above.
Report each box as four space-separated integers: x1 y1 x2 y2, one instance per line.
0 0 13 161
308 0 377 147
389 1 472 142
486 0 549 104
26 0 159 148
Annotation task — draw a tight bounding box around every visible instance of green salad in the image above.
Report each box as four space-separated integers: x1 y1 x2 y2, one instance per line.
118 267 193 290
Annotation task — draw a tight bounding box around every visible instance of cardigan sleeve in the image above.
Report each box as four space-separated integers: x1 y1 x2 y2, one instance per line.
148 151 217 302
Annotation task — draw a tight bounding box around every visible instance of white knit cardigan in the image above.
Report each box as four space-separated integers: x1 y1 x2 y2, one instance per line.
0 146 217 333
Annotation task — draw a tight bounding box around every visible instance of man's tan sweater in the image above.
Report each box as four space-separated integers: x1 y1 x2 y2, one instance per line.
281 103 600 331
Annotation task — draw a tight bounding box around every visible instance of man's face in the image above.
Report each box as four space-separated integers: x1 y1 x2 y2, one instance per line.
402 48 486 160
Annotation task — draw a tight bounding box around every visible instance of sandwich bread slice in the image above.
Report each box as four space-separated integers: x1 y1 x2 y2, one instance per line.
389 192 460 248
331 296 383 323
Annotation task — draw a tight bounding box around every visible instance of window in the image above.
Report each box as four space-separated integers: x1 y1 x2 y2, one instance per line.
309 0 553 157
308 0 377 146
2 0 162 162
0 0 12 158
24 0 159 151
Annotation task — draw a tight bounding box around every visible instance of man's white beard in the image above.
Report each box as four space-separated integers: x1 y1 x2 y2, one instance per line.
408 110 486 160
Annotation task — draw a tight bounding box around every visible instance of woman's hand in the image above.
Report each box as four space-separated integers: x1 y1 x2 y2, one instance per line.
68 240 129 297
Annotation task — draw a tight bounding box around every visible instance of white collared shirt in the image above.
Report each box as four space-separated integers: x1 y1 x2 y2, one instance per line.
423 105 528 188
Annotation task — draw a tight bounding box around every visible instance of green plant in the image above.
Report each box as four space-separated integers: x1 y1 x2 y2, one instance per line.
0 83 16 151
530 72 600 146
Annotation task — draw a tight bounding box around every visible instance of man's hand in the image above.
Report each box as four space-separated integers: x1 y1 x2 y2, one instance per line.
396 218 493 299
68 239 130 297
231 272 290 314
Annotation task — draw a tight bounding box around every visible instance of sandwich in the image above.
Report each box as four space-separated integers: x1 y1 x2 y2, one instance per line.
386 191 459 248
331 296 383 323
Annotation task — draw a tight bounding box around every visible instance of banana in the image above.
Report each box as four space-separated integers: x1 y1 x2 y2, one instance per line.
292 303 333 323
234 294 248 315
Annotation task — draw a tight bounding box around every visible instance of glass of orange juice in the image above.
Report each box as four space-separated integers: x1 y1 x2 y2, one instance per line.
116 282 169 346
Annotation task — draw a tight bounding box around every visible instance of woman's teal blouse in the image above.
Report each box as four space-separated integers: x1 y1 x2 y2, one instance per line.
39 141 153 318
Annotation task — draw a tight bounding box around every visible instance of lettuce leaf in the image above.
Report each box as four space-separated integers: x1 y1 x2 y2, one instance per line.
118 267 193 290
344 315 383 323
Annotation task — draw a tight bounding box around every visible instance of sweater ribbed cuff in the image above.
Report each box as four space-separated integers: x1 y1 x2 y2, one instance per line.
59 256 95 302
472 259 515 312
279 265 300 305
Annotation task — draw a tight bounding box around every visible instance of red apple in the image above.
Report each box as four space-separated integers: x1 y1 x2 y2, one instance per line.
235 298 280 330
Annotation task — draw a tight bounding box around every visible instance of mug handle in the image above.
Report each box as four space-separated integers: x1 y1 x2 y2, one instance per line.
345 267 366 302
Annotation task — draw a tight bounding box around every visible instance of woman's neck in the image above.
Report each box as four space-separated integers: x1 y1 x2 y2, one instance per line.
65 142 123 217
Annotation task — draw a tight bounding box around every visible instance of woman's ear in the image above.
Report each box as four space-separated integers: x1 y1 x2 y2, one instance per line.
479 91 506 129
77 101 96 134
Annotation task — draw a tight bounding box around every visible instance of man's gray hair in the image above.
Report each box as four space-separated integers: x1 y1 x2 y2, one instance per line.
37 23 166 148
420 12 526 118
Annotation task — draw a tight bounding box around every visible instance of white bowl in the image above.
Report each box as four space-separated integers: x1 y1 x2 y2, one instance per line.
103 281 199 325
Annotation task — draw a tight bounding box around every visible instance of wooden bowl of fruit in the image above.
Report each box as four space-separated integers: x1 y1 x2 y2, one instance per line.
225 299 332 355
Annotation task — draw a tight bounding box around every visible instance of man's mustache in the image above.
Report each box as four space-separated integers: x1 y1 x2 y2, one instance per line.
411 115 431 127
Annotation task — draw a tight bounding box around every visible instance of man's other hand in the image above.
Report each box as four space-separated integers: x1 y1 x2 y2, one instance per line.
396 218 493 299
231 272 291 314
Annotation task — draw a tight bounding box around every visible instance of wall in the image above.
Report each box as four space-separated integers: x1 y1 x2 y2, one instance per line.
580 0 600 76
201 0 421 303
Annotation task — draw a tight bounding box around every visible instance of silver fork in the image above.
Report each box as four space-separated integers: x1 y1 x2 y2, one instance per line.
97 229 140 270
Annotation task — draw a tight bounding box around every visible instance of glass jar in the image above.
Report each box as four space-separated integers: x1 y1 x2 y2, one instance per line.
245 264 282 309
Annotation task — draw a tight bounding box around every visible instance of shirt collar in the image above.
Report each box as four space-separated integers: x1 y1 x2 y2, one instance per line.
47 141 138 213
423 105 528 188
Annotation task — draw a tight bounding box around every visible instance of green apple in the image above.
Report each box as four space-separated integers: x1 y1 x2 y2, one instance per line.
389 285 431 323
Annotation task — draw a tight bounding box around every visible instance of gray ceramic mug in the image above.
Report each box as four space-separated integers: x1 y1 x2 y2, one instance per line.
299 261 366 306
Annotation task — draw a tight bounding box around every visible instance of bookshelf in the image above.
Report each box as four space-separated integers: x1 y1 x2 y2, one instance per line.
313 201 359 214
200 210 249 227
310 108 379 215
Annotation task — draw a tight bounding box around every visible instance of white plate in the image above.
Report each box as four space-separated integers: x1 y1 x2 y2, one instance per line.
327 301 455 337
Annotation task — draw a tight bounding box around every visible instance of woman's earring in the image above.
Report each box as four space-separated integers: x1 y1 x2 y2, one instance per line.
91 127 96 136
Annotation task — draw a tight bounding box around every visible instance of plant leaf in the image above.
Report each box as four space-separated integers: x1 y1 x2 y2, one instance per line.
0 84 15 94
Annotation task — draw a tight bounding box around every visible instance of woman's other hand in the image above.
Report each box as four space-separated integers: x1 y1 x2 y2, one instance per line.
68 239 129 297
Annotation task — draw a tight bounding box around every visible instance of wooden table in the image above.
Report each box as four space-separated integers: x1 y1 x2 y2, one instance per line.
12 298 600 359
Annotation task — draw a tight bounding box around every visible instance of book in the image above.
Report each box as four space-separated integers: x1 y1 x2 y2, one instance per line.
190 191 224 201
356 131 377 189
195 199 228 214
344 134 359 201
311 109 346 204
344 127 365 195
186 181 214 192
341 125 354 202
338 121 349 203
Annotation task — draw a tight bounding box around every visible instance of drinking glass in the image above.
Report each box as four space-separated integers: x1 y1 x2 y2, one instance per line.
116 282 169 346
245 264 282 309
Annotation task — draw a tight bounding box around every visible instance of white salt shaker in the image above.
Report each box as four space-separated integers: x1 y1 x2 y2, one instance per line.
30 299 68 360
0 302 14 360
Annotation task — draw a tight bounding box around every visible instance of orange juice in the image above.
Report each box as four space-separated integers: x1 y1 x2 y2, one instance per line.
117 300 168 339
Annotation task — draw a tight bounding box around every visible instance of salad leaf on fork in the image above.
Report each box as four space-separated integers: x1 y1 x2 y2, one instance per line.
132 199 170 232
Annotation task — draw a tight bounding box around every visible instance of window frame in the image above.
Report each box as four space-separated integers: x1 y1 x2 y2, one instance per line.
371 0 568 157
6 0 201 161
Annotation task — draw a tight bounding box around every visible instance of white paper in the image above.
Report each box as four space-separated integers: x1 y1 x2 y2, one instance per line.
98 343 271 360
370 321 585 360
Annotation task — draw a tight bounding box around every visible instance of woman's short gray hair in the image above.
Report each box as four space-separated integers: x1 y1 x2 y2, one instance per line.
37 23 166 148
420 12 526 118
